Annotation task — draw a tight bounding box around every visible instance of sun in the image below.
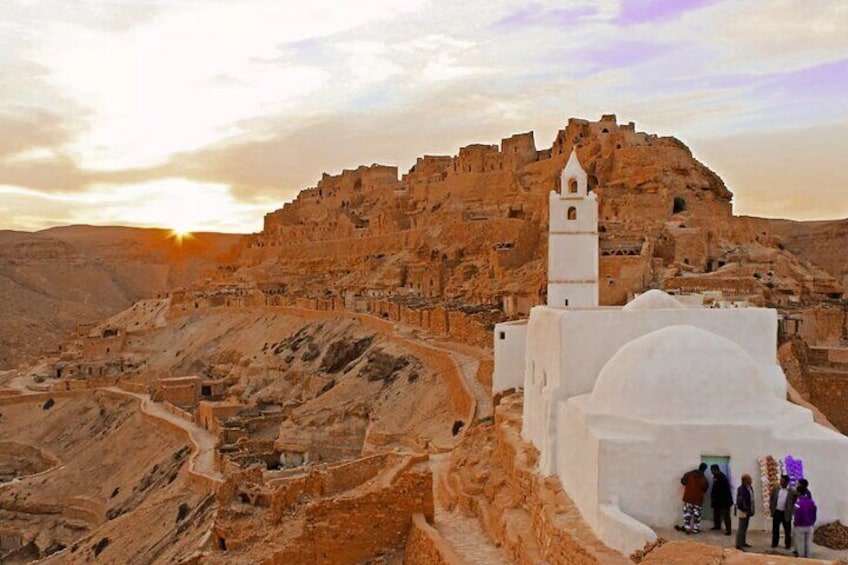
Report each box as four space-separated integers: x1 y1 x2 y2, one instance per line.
169 225 195 244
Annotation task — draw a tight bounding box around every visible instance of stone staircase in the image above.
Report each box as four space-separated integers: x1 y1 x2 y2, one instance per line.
433 506 509 565
429 453 508 565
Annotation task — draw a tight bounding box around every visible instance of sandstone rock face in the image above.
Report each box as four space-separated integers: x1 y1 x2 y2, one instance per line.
240 115 841 323
769 218 848 291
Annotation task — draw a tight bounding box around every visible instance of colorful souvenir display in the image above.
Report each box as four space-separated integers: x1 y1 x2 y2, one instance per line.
784 455 805 486
756 454 805 516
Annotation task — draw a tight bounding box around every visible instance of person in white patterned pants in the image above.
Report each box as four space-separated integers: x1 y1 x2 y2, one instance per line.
675 463 708 534
683 502 703 533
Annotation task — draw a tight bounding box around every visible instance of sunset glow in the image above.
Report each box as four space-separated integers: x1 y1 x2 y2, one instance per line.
1 0 846 233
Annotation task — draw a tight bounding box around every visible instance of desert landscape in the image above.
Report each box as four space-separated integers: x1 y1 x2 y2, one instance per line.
2 2 847 564
1 115 846 564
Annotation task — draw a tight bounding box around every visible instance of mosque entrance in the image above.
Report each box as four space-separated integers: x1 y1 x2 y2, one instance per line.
701 455 731 519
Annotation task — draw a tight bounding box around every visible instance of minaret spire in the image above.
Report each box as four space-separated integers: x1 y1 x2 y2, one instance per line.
547 149 599 307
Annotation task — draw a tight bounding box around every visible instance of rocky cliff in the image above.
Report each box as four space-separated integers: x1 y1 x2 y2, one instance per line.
238 115 842 319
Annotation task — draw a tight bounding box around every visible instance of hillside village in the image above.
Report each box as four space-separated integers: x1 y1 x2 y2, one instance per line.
0 116 847 564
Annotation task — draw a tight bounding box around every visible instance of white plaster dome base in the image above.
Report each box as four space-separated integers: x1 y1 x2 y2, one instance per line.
589 325 782 423
622 289 685 311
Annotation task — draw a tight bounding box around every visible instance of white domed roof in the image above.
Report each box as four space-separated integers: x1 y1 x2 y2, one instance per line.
589 325 783 423
623 290 685 311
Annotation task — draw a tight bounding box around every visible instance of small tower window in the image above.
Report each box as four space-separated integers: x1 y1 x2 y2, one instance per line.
568 179 578 194
567 207 577 220
673 196 687 214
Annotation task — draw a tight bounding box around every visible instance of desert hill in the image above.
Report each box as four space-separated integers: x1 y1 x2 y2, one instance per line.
768 218 848 289
0 226 242 369
233 115 841 328
0 392 208 563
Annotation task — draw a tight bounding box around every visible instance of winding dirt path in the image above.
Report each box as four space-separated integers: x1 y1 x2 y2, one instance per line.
104 387 222 481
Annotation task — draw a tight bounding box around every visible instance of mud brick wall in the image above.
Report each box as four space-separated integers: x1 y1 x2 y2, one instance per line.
476 359 494 388
82 334 125 359
429 306 450 335
398 339 475 423
671 228 708 270
813 309 846 347
268 468 433 565
403 513 465 565
318 454 396 495
0 390 88 407
600 255 652 306
447 311 491 349
161 384 198 408
808 369 848 434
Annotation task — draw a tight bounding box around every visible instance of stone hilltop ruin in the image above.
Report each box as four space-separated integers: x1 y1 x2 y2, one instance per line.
0 115 846 564
245 114 839 309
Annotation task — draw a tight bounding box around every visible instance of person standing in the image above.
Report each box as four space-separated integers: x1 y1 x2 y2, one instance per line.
793 480 817 558
735 474 755 550
675 463 709 534
769 474 797 549
710 464 733 535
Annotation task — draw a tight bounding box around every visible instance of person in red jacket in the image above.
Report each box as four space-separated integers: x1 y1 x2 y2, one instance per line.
674 463 709 534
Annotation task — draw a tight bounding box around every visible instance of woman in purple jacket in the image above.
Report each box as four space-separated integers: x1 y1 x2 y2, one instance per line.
793 480 817 558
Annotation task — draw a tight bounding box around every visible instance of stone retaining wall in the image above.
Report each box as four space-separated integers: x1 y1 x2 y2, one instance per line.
404 513 466 565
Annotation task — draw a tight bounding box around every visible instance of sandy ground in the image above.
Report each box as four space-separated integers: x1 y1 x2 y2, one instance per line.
657 525 848 562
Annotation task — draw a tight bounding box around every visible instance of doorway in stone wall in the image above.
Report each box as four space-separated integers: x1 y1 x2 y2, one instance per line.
701 455 731 521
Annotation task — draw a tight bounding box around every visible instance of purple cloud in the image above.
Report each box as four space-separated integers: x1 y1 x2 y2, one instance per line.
688 58 848 100
583 41 669 70
764 58 848 97
493 3 598 30
618 0 721 25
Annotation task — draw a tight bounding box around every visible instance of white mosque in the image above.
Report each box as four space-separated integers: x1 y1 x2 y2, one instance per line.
492 150 848 555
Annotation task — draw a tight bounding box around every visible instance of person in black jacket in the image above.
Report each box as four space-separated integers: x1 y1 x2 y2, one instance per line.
736 474 755 550
709 464 733 535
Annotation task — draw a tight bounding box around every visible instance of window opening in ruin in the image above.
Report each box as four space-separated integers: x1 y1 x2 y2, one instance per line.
499 331 506 340
567 207 577 220
564 298 569 306
673 196 687 214
201 385 212 396
568 178 578 194
602 128 609 133
217 537 227 551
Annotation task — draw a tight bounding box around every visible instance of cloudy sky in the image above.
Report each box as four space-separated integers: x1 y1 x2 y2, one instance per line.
1 0 846 233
